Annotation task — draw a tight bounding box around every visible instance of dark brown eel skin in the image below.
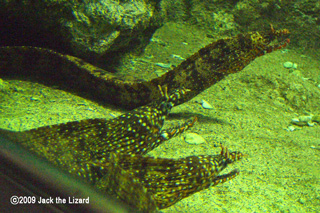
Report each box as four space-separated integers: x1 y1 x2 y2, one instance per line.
0 26 290 109
0 87 244 212
0 26 289 211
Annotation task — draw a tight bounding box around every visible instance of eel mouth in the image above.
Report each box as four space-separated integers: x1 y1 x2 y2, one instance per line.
266 37 290 54
263 26 291 54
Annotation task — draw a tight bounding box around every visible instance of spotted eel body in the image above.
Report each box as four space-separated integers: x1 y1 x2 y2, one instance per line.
0 26 289 211
0 87 193 183
97 145 245 210
0 86 244 211
0 26 290 109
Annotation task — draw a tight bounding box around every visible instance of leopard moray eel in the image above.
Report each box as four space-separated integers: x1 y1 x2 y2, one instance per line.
0 87 193 183
0 27 288 211
98 146 245 210
0 26 290 109
0 86 244 211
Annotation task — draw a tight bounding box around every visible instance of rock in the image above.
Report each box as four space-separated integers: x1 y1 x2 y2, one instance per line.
201 99 213 109
283 62 298 69
184 133 206 145
283 61 293 68
0 0 164 64
286 125 296 132
291 115 315 127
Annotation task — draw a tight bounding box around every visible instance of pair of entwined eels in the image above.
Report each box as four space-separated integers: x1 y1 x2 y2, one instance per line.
0 26 290 211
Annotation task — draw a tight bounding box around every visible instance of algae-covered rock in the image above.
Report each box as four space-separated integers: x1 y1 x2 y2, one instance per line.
0 0 164 61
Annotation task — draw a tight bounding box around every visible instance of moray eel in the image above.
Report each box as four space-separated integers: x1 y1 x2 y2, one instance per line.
0 87 193 183
0 87 197 211
0 27 287 211
0 87 244 211
97 146 245 210
0 26 290 109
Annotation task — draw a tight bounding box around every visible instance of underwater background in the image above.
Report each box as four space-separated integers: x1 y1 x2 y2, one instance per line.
0 0 319 212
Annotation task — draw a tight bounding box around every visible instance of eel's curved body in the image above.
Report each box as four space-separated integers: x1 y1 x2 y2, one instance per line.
0 27 290 109
0 26 289 211
0 87 244 211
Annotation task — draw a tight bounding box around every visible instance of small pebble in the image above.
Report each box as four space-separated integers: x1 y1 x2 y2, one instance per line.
307 122 316 127
30 97 40 101
291 115 315 126
283 61 293 68
171 54 185 60
155 62 172 68
201 99 213 109
286 125 296 132
184 133 206 145
283 61 298 69
298 115 312 122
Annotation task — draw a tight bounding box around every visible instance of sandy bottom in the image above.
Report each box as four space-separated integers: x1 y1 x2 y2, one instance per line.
0 22 319 212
